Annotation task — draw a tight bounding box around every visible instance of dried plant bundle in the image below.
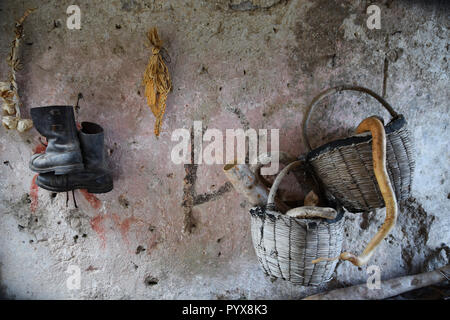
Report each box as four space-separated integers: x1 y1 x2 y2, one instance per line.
1 8 35 132
142 27 172 137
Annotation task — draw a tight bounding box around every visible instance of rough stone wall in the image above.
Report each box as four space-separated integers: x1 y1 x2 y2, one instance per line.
0 0 448 299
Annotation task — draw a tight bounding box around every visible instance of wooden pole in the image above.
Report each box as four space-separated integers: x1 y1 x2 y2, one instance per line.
304 264 450 300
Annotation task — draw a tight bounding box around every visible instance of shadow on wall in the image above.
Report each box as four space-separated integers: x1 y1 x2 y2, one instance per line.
0 264 11 300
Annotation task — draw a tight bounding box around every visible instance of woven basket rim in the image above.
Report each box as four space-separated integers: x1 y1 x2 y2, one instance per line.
305 115 406 161
249 205 345 225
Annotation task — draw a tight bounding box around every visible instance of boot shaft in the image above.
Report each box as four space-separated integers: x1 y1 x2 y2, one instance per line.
30 106 79 153
78 122 105 169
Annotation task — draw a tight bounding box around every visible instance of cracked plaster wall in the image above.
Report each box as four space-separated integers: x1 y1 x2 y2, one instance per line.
0 0 448 299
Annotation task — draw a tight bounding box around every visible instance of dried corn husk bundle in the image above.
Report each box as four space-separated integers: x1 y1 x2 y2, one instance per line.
1 8 35 132
142 27 172 137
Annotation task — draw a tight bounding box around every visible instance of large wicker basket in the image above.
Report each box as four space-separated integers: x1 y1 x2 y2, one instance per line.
303 86 415 213
250 160 345 286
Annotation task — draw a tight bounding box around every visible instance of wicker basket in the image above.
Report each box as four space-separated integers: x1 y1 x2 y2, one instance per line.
303 86 415 213
250 160 345 286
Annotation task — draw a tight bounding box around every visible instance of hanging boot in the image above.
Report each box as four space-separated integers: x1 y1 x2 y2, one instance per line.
30 106 84 174
36 122 113 194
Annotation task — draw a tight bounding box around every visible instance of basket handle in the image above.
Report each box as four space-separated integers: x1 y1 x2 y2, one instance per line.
267 160 304 208
249 151 296 174
302 85 399 151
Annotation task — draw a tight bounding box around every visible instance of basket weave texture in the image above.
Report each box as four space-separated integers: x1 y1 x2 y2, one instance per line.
249 160 344 286
303 86 415 212
307 116 415 212
250 207 344 286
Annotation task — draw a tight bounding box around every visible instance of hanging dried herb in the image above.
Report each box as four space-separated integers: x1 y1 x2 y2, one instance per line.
1 8 35 132
142 27 172 137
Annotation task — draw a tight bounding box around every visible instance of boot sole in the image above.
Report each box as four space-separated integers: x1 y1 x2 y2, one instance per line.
35 179 113 194
30 163 84 175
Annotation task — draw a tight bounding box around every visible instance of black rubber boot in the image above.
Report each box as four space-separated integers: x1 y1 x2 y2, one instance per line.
36 122 113 194
30 106 84 175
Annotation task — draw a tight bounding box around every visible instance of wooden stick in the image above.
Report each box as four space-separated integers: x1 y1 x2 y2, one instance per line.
304 264 450 300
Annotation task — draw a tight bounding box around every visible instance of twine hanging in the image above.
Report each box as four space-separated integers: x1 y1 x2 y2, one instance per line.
142 27 172 137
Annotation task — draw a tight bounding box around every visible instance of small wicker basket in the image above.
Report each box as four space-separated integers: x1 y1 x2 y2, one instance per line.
250 160 345 286
303 86 415 213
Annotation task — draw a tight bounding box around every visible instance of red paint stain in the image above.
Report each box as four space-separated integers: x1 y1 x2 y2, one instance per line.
89 211 149 250
147 232 160 252
117 217 139 245
90 215 107 249
30 140 46 213
80 189 101 209
33 143 47 154
30 174 39 213
109 213 141 246
80 189 105 247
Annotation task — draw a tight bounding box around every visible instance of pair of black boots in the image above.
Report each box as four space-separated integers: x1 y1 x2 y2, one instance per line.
30 106 113 194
